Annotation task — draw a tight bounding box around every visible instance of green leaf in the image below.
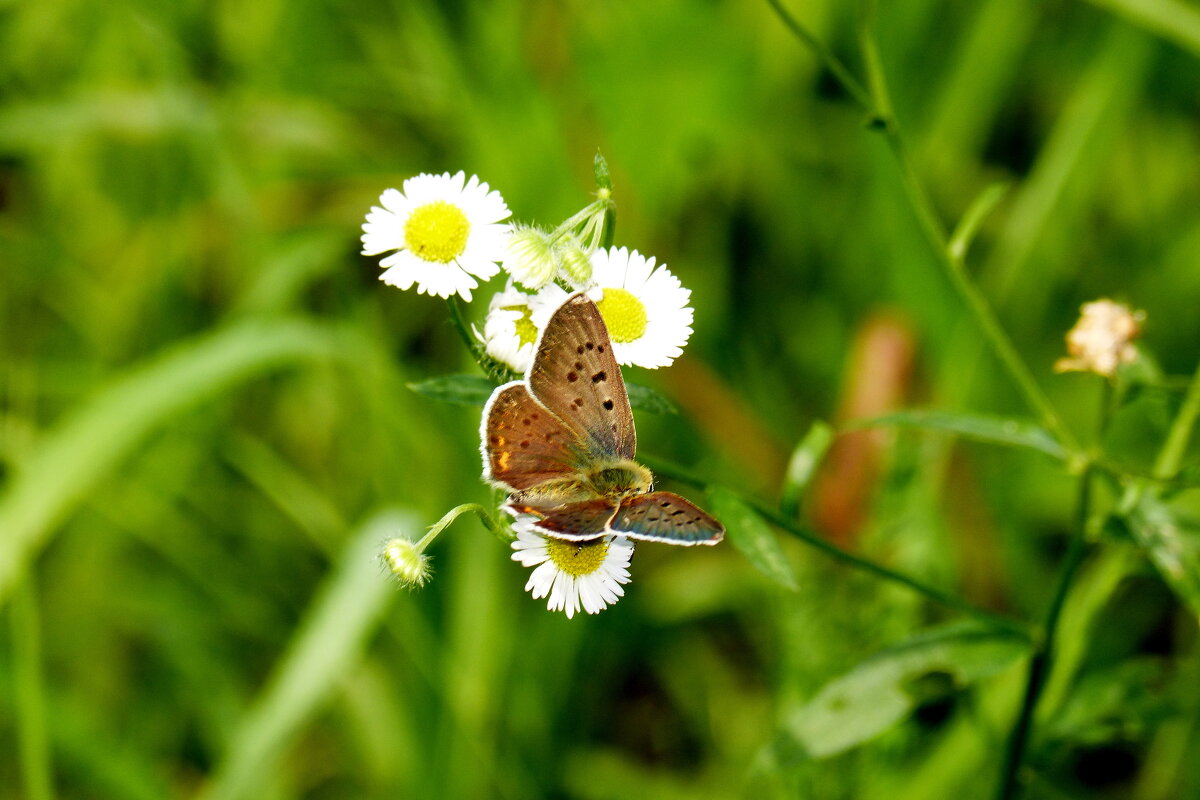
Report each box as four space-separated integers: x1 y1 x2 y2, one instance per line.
625 383 678 415
1126 495 1200 620
408 374 496 406
781 623 1029 758
780 420 834 517
409 375 677 414
948 181 1010 261
848 409 1066 460
0 319 336 607
708 487 798 590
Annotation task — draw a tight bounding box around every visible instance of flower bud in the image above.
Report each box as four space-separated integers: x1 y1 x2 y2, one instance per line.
1055 299 1144 377
381 538 432 587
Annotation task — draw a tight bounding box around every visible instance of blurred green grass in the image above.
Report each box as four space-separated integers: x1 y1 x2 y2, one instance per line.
2 0 1200 798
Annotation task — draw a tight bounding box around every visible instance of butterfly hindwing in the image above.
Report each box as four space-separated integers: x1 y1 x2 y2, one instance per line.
482 381 587 492
507 499 620 541
527 294 636 461
609 491 725 546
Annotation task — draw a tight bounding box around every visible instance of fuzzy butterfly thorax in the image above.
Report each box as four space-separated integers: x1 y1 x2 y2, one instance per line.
481 293 724 546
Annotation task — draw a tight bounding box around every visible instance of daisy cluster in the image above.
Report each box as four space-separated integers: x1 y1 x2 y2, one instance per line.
361 171 693 371
363 168 700 618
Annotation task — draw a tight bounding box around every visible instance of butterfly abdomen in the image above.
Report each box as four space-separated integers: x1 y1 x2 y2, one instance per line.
587 460 653 500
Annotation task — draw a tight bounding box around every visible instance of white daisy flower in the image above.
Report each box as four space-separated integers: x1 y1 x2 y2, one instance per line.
481 282 570 372
586 247 694 369
361 171 511 302
510 516 634 619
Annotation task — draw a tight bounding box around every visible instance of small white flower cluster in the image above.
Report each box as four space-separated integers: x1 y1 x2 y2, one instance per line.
362 171 693 370
1055 299 1144 378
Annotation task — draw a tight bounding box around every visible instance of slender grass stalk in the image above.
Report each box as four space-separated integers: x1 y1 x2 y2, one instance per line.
12 577 56 800
763 0 875 113
641 453 1030 637
198 512 412 800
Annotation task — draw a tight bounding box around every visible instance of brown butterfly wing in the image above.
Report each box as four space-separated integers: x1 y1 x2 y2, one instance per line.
481 381 587 492
524 498 621 541
527 294 636 461
609 491 724 546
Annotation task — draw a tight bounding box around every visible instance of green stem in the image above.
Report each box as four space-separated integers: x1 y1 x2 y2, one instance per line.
995 461 1093 799
445 298 513 384
1153 358 1200 481
996 378 1109 798
12 577 56 800
421 502 511 547
445 296 482 358
642 453 1030 637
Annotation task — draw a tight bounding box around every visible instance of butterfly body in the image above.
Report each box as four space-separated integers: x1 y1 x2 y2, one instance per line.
481 294 723 546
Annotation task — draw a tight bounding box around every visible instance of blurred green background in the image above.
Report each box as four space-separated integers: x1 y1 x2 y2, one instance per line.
3 0 1200 798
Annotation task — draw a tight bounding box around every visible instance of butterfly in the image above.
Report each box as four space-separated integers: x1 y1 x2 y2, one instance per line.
481 293 724 546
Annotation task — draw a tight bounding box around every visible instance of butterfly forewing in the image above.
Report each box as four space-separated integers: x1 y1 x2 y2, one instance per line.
527 294 636 461
610 491 725 545
523 498 620 541
482 381 587 491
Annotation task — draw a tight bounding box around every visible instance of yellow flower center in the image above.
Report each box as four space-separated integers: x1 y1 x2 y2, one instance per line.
545 537 610 577
404 201 470 263
595 288 647 343
501 304 539 347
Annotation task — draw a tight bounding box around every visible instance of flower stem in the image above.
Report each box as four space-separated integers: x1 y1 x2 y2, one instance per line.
995 379 1108 798
445 297 513 384
995 461 1093 799
445 296 482 358
641 453 1030 637
422 502 511 548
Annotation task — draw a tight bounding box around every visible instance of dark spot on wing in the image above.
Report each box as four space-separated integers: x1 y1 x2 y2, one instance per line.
597 345 605 353
661 501 670 507
671 510 684 516
577 345 585 354
522 417 531 425
574 397 584 407
586 342 594 350
603 400 614 410
567 371 578 382
592 371 607 383
520 440 530 448
574 361 583 370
